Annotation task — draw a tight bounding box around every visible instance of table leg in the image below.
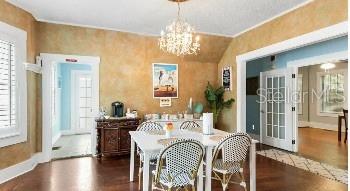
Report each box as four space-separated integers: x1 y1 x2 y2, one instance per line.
197 161 203 191
129 139 135 182
205 146 213 191
249 143 256 191
143 153 151 191
338 116 342 141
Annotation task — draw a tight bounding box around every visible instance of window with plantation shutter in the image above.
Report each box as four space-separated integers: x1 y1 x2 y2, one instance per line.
0 40 16 130
0 21 27 147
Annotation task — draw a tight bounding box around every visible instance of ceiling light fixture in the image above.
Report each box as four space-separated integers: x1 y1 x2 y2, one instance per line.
320 63 335 72
159 0 200 56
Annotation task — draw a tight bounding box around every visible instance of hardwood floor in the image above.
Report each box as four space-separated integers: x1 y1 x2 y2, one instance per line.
0 155 346 191
298 127 347 169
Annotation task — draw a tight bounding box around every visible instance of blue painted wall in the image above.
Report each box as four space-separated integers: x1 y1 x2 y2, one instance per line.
58 63 91 132
246 36 348 135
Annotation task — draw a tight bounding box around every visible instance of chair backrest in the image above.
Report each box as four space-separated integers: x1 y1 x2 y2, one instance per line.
344 109 348 128
213 132 251 163
179 121 201 130
155 139 204 181
136 121 163 131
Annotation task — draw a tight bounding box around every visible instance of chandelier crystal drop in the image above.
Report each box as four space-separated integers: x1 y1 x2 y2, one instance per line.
159 1 200 56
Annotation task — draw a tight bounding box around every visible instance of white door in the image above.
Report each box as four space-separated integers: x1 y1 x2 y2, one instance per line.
72 71 93 134
260 69 293 151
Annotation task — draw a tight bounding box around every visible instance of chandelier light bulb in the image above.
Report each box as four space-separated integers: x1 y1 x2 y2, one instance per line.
158 0 200 56
195 35 200 42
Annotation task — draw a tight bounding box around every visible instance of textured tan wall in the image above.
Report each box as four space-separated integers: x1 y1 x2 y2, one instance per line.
37 23 232 117
0 0 39 169
217 0 348 132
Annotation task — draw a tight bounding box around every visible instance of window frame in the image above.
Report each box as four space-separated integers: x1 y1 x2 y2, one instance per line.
0 21 27 147
316 69 347 117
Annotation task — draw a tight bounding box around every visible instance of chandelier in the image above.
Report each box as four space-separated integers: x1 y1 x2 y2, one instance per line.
159 0 200 56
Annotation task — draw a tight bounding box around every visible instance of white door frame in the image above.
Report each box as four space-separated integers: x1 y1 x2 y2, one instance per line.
235 21 347 152
71 70 93 134
286 50 348 152
41 53 100 162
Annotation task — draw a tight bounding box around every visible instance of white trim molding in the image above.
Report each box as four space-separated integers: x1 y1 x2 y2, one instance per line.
52 132 61 145
298 121 343 132
0 21 28 148
235 21 347 152
40 53 100 162
0 153 43 184
24 63 42 74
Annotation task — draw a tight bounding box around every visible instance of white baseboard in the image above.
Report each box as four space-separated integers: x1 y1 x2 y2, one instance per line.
61 130 75 136
0 153 43 184
61 130 91 136
52 132 61 145
299 121 344 132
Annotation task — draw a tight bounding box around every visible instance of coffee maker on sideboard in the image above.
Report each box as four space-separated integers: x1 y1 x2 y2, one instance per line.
112 101 124 117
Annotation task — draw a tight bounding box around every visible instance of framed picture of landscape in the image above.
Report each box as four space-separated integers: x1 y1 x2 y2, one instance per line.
152 63 178 98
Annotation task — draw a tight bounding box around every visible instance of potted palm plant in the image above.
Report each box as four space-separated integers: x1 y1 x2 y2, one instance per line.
204 82 235 125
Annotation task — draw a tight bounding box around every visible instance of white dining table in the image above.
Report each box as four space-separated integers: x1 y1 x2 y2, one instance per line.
129 129 258 191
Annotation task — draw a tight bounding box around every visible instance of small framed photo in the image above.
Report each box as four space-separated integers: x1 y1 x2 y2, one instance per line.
160 98 172 107
222 66 232 91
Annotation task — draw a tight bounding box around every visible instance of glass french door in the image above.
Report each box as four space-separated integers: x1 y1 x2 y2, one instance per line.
73 72 93 134
260 69 293 151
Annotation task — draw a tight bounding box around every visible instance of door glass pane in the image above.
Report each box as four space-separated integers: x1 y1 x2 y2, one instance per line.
279 126 285 139
267 78 272 88
279 114 285 126
273 77 279 88
267 89 273 101
80 108 87 117
273 125 278 138
267 101 272 112
278 102 284 113
273 113 278 126
80 87 87 97
86 88 92 97
267 113 272 124
267 125 272 137
279 77 285 87
279 88 285 101
273 102 278 112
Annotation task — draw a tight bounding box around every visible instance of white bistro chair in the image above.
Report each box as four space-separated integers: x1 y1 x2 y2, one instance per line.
136 121 163 190
210 133 251 191
152 139 204 191
179 121 201 130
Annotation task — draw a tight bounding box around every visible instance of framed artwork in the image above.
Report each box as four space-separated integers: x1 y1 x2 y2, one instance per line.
222 66 232 91
153 63 178 98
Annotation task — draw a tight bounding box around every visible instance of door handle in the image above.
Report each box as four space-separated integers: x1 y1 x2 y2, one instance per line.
260 110 265 114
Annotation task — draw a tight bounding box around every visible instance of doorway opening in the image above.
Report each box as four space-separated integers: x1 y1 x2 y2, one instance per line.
41 53 100 162
52 63 94 159
294 60 348 169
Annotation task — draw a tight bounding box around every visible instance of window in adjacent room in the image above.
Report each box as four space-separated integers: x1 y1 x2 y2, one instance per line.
317 69 347 116
0 21 27 147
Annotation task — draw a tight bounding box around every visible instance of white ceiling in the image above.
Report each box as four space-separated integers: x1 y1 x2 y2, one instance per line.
7 0 311 37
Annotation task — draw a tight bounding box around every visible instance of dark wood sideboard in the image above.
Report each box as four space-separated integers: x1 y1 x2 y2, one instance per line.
95 117 140 158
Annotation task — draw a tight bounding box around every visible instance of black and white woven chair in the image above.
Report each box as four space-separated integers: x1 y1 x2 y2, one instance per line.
210 133 251 191
152 139 204 191
179 121 201 130
136 121 163 190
